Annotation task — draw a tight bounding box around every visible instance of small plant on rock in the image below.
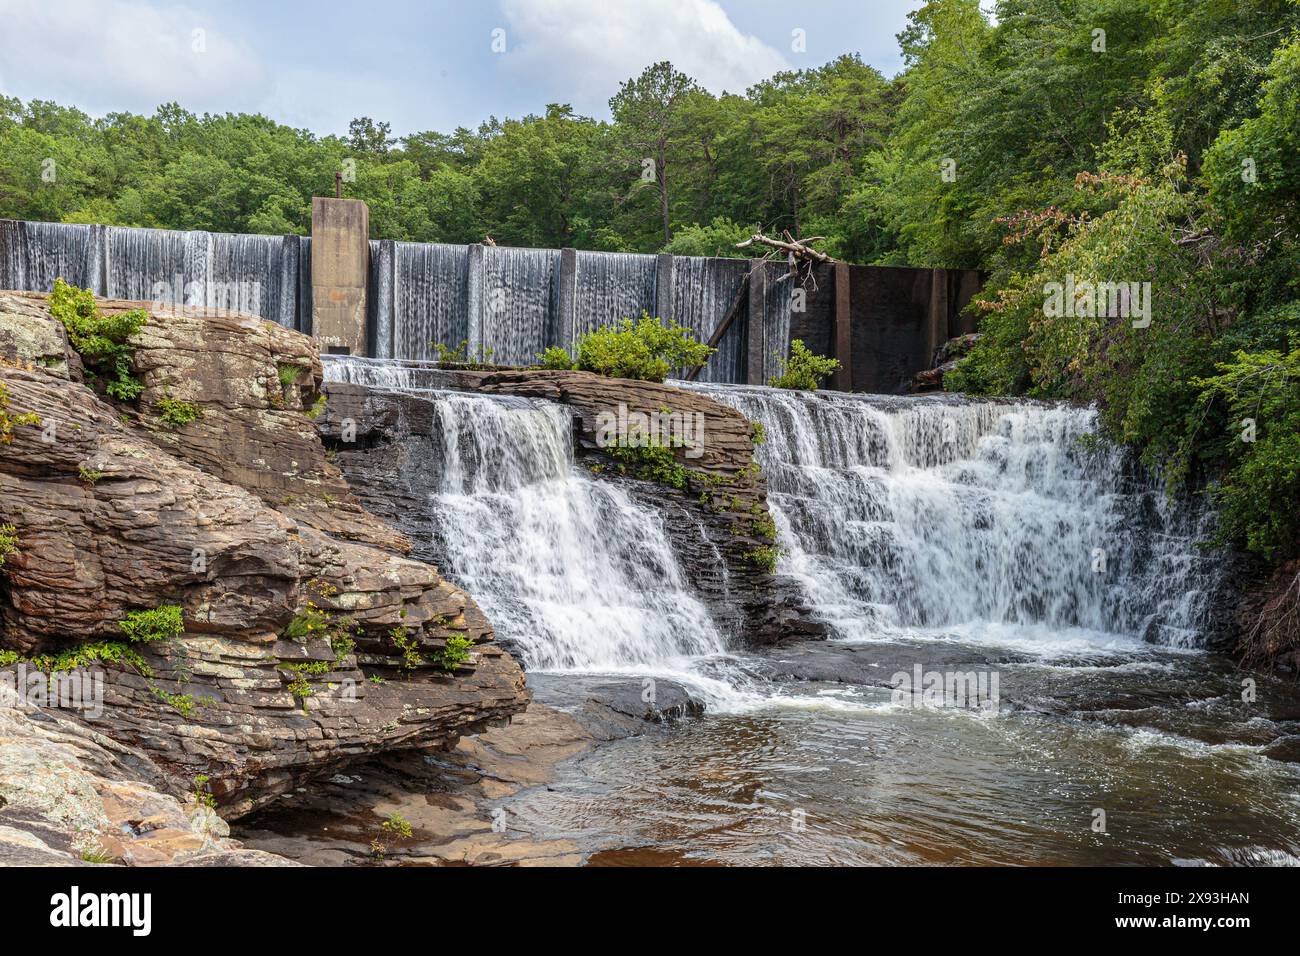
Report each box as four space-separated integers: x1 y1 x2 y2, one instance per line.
119 605 184 643
433 634 475 672
770 339 840 392
0 524 17 569
192 774 217 810
156 397 203 429
390 625 424 671
0 382 41 444
744 545 781 574
381 812 414 840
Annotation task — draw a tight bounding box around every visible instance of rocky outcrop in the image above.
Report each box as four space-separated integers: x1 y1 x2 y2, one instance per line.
0 685 294 866
0 292 529 824
910 332 982 393
1236 560 1300 671
319 368 824 645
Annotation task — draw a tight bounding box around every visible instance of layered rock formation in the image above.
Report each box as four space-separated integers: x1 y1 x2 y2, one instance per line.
0 685 293 866
319 368 824 645
0 291 529 831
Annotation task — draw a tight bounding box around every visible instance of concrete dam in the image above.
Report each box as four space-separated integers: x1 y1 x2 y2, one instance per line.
0 198 982 392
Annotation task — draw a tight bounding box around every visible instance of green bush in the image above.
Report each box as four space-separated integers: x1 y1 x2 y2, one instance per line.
432 340 495 369
607 440 690 490
49 278 148 401
538 346 576 370
1184 344 1300 559
0 524 17 568
119 605 184 643
433 634 475 671
156 397 202 428
0 382 41 444
770 340 840 391
744 545 781 574
572 312 714 382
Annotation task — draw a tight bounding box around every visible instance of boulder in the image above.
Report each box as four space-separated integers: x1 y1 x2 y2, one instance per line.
0 292 530 823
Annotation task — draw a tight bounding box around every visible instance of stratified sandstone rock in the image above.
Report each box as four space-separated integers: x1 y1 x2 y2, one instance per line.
0 685 294 866
0 292 529 822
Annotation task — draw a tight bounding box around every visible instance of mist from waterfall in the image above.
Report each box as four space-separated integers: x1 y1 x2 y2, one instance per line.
690 384 1221 651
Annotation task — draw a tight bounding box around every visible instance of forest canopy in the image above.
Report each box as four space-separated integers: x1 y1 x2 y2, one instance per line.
2 0 1299 559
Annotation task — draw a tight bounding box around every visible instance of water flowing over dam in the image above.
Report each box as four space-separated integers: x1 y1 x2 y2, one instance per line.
2 216 983 390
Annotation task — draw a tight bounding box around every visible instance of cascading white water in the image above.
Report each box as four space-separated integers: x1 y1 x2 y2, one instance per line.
322 358 724 672
689 384 1220 651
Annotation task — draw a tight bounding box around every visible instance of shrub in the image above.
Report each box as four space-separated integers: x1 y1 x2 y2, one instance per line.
1183 344 1300 559
276 363 304 390
572 312 714 382
607 440 690 490
193 775 216 810
538 346 576 370
744 545 781 574
770 340 840 391
283 603 330 643
432 340 495 369
0 382 41 444
0 524 17 568
433 634 474 671
119 605 185 643
390 625 424 671
381 812 413 839
156 397 202 429
77 466 104 484
49 278 148 401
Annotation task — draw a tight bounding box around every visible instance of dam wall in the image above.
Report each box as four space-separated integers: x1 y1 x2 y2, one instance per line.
0 210 981 392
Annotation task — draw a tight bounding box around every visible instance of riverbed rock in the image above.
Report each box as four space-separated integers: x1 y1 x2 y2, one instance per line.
0 292 530 822
0 685 294 866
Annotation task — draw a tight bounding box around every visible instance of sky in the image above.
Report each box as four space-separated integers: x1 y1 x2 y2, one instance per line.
0 0 923 137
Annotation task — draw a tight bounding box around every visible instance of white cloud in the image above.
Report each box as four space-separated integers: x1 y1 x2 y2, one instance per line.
0 0 265 115
498 0 790 112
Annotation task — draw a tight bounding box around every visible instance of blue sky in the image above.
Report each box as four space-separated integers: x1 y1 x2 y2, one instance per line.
0 0 924 137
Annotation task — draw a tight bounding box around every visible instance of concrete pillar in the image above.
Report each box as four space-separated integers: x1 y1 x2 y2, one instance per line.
833 261 853 392
552 247 578 350
654 253 675 322
310 197 369 355
465 242 486 358
745 262 768 385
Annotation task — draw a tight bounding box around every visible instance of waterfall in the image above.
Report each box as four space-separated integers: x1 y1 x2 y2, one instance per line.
573 250 658 340
0 220 101 292
671 256 747 383
322 358 724 671
0 219 304 330
689 384 1221 650
480 246 559 366
390 241 468 360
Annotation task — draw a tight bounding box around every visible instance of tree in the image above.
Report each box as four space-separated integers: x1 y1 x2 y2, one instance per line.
609 61 703 246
